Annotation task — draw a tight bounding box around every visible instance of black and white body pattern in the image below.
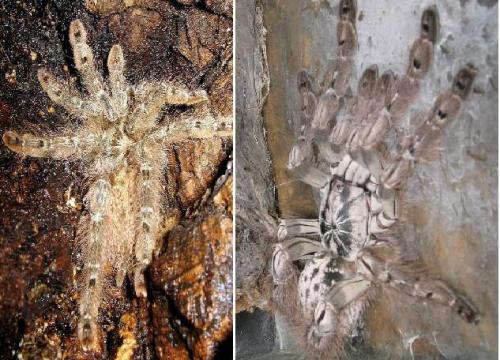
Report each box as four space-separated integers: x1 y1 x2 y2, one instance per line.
2 20 231 351
271 1 480 358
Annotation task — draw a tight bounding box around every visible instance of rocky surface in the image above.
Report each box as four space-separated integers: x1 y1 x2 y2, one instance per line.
0 0 232 358
235 0 276 314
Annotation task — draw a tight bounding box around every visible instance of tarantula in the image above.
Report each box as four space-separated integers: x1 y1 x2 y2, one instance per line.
272 1 480 358
2 20 231 351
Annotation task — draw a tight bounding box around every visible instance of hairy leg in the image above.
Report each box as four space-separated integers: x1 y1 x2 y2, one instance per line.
388 7 438 128
292 164 331 189
37 68 100 118
381 64 477 189
2 130 100 159
78 178 112 351
39 20 126 122
110 165 137 288
272 237 326 283
338 7 438 151
357 248 480 324
341 66 380 149
69 19 130 122
342 69 396 149
107 44 129 118
133 142 165 297
151 113 232 143
311 12 358 132
297 70 317 129
126 83 210 137
278 218 321 240
321 0 357 96
69 20 105 96
288 0 358 169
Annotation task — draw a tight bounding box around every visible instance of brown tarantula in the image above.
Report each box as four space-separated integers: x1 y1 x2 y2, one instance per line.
272 0 480 358
2 20 231 351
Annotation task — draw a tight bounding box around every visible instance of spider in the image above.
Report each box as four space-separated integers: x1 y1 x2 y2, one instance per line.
2 19 232 351
271 1 480 358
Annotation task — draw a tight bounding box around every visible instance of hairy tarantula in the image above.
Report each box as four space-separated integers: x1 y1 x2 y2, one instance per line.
2 20 231 351
271 1 480 358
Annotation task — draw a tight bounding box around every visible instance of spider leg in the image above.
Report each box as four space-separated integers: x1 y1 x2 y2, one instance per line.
318 0 358 99
37 68 100 118
278 218 321 240
272 237 326 283
343 66 379 149
78 178 112 351
151 113 232 143
369 186 398 234
69 20 131 122
126 85 211 137
325 0 358 96
158 83 209 106
289 0 357 168
346 70 397 150
126 82 167 136
2 130 100 159
110 166 137 288
388 7 438 128
355 66 379 115
310 13 358 132
287 70 318 168
312 88 339 130
292 163 331 189
381 64 477 189
38 21 129 121
330 151 398 233
322 275 371 312
344 6 438 151
357 248 480 324
133 142 165 297
107 44 128 118
298 70 318 129
331 152 378 191
69 20 105 97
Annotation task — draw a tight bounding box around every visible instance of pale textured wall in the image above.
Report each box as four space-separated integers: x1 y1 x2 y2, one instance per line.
235 0 276 314
237 0 498 359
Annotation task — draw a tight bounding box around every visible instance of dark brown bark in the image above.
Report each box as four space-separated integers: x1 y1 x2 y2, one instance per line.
0 1 232 358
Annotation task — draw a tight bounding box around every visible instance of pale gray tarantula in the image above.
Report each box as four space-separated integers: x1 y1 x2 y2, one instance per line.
271 0 480 358
2 20 231 351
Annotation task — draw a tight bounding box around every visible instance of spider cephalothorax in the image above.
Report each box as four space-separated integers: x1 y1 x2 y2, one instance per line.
271 1 479 358
2 19 231 351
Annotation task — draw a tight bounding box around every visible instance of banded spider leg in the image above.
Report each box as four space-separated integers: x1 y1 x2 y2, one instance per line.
288 0 357 169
